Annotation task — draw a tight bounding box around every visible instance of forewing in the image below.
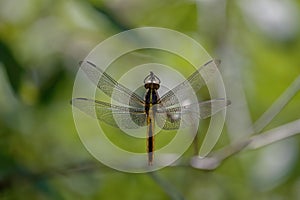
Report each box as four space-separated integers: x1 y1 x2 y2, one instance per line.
71 98 147 129
80 61 144 107
159 59 220 107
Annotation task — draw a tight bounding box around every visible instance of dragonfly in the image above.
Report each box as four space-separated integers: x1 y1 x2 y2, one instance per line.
71 59 230 165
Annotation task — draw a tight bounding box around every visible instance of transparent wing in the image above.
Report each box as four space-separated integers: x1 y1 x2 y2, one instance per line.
80 61 145 107
180 98 230 119
156 98 230 130
156 111 181 130
158 59 220 107
71 98 147 129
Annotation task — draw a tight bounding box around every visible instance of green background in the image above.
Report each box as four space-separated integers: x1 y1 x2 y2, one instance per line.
0 0 300 199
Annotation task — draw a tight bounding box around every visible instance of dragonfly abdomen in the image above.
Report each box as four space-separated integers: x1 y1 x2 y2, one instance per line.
147 115 154 165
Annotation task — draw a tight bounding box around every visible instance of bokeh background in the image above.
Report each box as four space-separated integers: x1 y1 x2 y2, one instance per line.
1 0 300 199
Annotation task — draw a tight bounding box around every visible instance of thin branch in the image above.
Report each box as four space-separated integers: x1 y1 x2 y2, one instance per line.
190 119 300 170
190 74 300 170
248 119 300 149
252 75 300 133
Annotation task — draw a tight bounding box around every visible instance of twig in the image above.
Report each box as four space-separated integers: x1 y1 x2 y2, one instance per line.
248 119 300 149
190 119 300 170
252 75 300 133
190 74 300 170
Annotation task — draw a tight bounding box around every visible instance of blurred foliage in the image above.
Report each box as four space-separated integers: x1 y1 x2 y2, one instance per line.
0 0 300 199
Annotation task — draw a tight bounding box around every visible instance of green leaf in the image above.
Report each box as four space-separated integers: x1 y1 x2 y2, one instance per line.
0 40 24 93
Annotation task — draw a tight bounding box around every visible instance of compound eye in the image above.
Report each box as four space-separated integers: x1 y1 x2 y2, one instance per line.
144 71 161 84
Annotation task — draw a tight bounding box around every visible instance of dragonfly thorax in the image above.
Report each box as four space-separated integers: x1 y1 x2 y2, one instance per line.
144 71 160 89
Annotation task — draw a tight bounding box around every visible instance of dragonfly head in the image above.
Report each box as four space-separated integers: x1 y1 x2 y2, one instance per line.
144 71 161 89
